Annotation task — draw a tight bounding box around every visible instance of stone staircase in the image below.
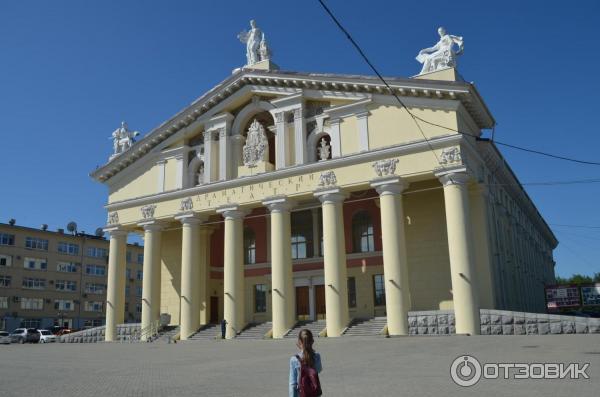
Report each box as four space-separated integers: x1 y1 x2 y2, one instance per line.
154 325 179 343
285 320 326 339
188 324 220 341
343 317 387 337
236 322 272 340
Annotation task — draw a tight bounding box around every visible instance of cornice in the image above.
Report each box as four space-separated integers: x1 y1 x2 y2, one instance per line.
90 69 495 183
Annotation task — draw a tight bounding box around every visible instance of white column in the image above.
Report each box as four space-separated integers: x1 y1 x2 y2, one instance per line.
264 197 295 338
105 229 127 342
177 215 204 340
371 177 411 335
218 127 230 180
274 111 287 169
438 172 481 335
328 118 342 158
356 111 370 152
293 107 307 165
139 222 162 341
217 206 246 339
203 130 214 184
314 188 349 337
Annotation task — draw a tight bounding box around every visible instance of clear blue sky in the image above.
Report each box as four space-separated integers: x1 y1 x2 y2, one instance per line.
1 0 599 278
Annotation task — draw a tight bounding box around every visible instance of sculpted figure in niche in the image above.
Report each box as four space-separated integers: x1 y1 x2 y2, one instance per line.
416 27 464 74
317 137 331 161
242 119 269 167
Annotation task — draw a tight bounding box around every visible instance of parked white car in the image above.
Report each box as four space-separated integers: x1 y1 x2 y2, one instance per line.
37 329 57 343
0 331 11 344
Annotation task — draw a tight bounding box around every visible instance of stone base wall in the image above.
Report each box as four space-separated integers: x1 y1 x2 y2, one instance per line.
60 323 141 343
408 310 600 335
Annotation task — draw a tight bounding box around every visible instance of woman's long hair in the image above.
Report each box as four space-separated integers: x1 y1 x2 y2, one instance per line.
298 329 315 367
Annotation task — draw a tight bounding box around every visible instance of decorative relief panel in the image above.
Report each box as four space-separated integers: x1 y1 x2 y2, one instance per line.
372 159 399 177
107 211 119 225
141 205 157 219
180 197 193 212
318 171 337 188
440 147 462 165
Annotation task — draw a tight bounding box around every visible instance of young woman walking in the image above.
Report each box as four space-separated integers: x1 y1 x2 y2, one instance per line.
289 329 323 397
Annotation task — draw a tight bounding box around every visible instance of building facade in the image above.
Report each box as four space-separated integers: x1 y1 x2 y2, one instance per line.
91 60 557 341
0 222 144 331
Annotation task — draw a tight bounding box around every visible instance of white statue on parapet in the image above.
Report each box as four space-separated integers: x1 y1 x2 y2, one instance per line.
242 119 269 167
238 19 272 67
416 27 464 75
110 121 140 159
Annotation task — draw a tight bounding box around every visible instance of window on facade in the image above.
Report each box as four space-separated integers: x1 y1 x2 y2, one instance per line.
21 297 44 310
126 251 132 263
125 286 130 296
55 280 77 292
84 301 103 312
57 262 78 273
0 276 11 287
21 319 41 328
348 277 357 308
25 237 48 251
85 264 106 277
86 247 108 258
291 210 313 259
58 242 79 255
0 233 15 246
0 254 12 267
84 319 103 327
373 274 386 306
244 228 256 265
0 296 8 309
136 270 143 280
136 303 142 313
54 300 74 311
254 284 267 313
22 278 46 290
24 257 47 271
352 211 375 253
136 286 143 297
85 283 106 294
137 253 144 264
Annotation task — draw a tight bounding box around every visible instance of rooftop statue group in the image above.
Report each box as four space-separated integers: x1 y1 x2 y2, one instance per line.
110 122 139 159
416 27 464 75
237 19 272 67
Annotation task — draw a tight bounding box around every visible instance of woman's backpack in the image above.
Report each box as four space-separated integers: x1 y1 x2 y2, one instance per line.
295 355 322 397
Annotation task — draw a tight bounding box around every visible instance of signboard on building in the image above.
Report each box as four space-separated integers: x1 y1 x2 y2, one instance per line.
581 284 600 306
545 285 580 309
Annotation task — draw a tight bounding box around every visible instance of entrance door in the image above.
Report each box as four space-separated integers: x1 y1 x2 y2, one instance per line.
315 285 326 320
296 286 310 320
210 296 219 324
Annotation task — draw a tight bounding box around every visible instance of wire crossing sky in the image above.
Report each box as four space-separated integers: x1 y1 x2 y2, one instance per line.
0 0 599 277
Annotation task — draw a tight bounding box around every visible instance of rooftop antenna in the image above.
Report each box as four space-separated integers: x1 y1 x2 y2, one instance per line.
67 221 78 235
8 219 16 226
95 228 105 238
41 224 48 231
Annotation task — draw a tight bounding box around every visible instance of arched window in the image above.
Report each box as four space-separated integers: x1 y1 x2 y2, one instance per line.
352 211 375 253
243 227 256 265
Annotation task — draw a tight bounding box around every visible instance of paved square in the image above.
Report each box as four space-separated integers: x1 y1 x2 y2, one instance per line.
0 335 598 396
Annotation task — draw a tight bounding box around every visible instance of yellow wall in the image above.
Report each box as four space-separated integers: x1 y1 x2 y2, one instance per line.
339 116 360 156
160 229 182 324
163 158 179 192
109 162 157 203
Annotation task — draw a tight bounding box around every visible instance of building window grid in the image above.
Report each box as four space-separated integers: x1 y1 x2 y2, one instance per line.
137 253 144 264
244 228 256 265
54 300 74 311
135 286 143 297
58 242 79 256
84 301 103 312
85 264 106 277
373 274 386 307
0 296 8 309
0 275 12 287
352 211 375 253
22 277 46 290
136 270 143 280
57 262 79 273
0 254 12 267
0 233 15 246
21 297 44 310
86 247 108 258
254 284 267 313
291 235 308 260
85 283 106 294
25 237 49 251
24 257 47 271
55 280 77 292
21 319 41 328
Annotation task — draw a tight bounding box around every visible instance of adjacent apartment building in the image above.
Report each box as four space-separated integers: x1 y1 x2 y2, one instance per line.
0 221 144 332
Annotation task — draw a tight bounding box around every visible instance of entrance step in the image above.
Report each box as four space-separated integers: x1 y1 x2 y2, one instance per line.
343 317 387 337
153 325 179 343
188 324 219 341
236 322 272 340
285 320 326 339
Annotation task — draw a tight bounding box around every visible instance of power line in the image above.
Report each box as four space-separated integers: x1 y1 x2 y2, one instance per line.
316 0 600 167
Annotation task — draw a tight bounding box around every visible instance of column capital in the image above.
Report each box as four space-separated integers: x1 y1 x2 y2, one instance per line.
103 227 128 238
263 196 295 213
138 220 165 231
435 170 471 187
216 205 248 219
314 187 347 204
175 213 207 225
370 176 408 196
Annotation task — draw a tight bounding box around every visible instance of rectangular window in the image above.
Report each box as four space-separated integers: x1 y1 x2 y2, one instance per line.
21 297 44 310
136 270 143 280
0 254 12 267
83 319 103 328
23 257 47 271
21 319 41 328
57 262 78 273
58 242 79 255
84 301 103 312
137 253 144 264
348 277 357 308
86 247 108 258
254 284 267 313
54 300 74 311
291 235 308 259
125 286 130 296
85 264 106 277
0 296 8 309
22 277 46 290
55 280 77 292
373 274 386 306
136 303 142 313
135 286 143 297
126 268 132 279
0 233 15 246
25 237 49 251
0 275 11 287
85 283 106 294
126 251 132 263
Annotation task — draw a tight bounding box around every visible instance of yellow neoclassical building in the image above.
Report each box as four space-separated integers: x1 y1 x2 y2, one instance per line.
91 45 557 341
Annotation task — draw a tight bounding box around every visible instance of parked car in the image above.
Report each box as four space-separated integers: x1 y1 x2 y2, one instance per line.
9 328 41 344
37 329 57 343
0 331 11 344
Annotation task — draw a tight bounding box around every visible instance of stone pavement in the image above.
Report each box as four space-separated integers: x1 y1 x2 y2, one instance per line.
0 335 598 396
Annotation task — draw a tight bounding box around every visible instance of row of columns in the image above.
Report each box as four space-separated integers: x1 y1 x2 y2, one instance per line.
105 170 482 341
